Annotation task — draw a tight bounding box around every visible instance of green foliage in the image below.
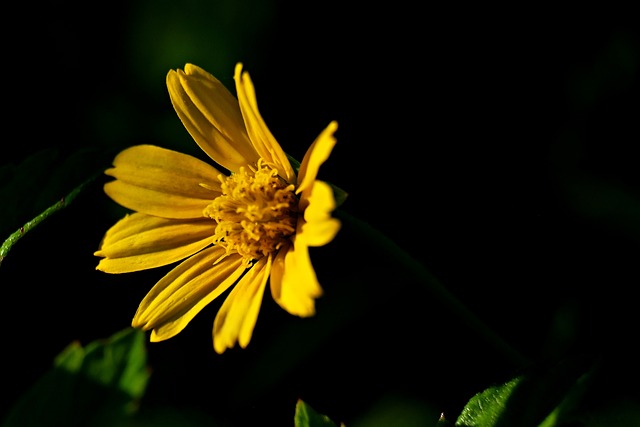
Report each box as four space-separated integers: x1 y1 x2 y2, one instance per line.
2 328 150 427
453 357 640 427
455 376 523 426
295 400 341 427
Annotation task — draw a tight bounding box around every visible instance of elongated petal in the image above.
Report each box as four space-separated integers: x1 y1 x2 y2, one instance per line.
95 213 217 273
213 256 271 353
132 246 246 341
298 181 341 247
296 120 338 195
234 63 295 183
104 145 221 218
168 64 259 172
270 241 321 317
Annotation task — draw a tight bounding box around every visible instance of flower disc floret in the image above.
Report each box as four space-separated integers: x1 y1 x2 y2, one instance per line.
204 159 298 260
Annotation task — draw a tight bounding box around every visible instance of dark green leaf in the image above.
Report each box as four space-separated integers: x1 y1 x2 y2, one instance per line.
2 327 150 427
455 356 602 427
294 400 340 427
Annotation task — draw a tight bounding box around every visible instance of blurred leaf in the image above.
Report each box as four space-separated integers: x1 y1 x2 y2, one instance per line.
294 400 341 427
128 406 222 427
536 368 592 427
349 393 440 427
2 327 150 427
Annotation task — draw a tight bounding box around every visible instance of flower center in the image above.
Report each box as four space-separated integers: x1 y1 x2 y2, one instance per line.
204 160 298 261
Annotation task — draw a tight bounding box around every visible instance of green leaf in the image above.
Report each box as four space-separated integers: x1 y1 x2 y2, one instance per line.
537 369 592 427
294 400 341 427
454 356 603 427
455 376 523 427
348 393 441 427
2 327 150 427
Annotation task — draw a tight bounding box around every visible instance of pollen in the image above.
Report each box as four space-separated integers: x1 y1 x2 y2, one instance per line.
204 160 298 260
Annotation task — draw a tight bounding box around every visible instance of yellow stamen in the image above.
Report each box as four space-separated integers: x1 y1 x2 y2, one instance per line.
204 160 298 261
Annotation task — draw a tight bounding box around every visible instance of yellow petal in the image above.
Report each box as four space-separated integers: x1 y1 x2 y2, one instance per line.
132 246 245 341
95 213 217 273
104 145 221 218
296 120 338 195
270 241 321 317
233 63 295 183
298 181 341 247
167 64 260 172
213 256 271 354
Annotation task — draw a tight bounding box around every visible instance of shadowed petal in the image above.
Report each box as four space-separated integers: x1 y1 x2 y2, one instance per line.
104 145 221 218
213 256 271 353
95 213 217 273
270 241 321 317
168 64 259 172
234 63 295 184
133 246 246 341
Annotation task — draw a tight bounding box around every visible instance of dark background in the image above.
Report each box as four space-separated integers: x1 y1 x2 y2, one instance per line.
1 2 639 426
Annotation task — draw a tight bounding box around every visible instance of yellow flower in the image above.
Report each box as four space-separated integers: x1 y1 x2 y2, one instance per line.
94 63 342 354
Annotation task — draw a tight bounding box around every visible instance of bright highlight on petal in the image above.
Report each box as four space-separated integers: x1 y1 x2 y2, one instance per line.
297 120 338 196
213 256 271 354
95 62 342 354
234 63 295 184
104 145 222 218
299 181 341 247
95 213 217 273
167 65 260 173
134 246 245 341
271 240 322 317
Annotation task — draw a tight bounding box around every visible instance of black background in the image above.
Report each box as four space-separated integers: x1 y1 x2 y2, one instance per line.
1 3 639 426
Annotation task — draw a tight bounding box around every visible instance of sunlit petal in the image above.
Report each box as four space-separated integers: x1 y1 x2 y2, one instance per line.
270 241 321 317
132 246 246 341
168 65 259 172
104 181 210 219
213 256 271 353
95 213 216 273
296 120 338 195
234 63 295 183
298 181 341 247
104 145 220 218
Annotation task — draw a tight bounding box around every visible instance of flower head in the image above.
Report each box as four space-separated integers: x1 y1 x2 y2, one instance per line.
95 63 341 354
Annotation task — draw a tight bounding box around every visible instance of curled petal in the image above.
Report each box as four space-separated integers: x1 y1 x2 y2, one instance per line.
270 241 321 317
167 64 260 172
95 213 217 273
234 63 295 183
133 246 245 341
297 181 341 247
296 120 338 196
